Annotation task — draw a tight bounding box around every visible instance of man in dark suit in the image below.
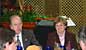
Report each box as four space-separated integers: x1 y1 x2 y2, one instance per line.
9 15 39 50
47 17 78 50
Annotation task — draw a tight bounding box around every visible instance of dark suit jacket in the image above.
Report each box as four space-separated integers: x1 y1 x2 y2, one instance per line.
47 31 78 49
21 29 39 50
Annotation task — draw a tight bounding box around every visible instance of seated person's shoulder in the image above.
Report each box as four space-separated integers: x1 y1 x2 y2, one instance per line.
22 29 34 35
67 31 76 37
26 45 41 50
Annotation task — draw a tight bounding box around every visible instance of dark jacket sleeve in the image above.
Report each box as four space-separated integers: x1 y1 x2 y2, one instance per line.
66 31 78 50
22 29 40 50
29 30 40 45
71 33 78 49
47 32 56 47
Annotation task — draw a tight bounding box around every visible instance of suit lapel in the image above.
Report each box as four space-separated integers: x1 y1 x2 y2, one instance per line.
21 31 25 49
64 31 69 47
22 30 31 50
22 30 28 43
22 30 28 50
55 32 61 45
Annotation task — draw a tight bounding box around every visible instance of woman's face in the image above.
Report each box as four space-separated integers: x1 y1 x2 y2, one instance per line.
79 40 86 50
55 22 66 33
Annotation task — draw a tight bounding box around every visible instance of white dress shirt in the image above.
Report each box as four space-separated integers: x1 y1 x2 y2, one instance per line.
15 32 24 50
58 31 65 46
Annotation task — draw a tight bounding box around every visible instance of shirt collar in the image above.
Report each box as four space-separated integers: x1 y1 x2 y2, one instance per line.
58 31 65 37
15 32 22 37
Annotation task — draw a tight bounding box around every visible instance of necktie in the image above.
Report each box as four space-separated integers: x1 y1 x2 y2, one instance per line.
17 36 21 46
17 36 22 50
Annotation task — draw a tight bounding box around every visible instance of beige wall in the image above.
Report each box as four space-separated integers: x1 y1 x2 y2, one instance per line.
24 0 86 34
44 0 59 17
58 0 86 34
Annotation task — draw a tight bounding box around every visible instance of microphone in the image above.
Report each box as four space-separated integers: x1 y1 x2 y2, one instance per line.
26 45 41 50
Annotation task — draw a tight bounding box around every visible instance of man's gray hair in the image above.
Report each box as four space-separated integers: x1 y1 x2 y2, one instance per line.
9 15 22 24
78 26 86 43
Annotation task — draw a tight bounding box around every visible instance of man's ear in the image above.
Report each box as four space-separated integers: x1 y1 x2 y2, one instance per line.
10 25 13 30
